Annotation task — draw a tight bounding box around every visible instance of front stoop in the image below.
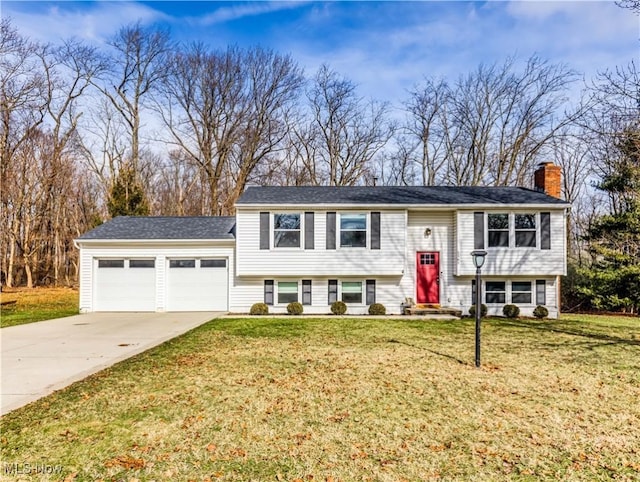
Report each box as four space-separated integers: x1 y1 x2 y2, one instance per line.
403 306 463 317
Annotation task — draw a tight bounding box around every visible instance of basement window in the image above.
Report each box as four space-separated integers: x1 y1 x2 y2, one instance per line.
278 281 298 304
485 281 506 304
511 281 532 304
341 281 363 304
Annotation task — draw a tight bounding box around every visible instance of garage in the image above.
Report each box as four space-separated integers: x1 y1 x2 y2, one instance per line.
166 258 228 311
76 216 236 313
94 258 156 311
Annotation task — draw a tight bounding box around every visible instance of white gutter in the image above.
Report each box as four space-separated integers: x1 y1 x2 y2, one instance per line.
74 238 236 247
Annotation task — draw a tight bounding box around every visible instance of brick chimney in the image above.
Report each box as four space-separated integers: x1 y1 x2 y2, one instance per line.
534 162 562 198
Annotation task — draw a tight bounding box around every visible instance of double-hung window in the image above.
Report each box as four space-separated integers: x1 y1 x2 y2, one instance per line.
340 214 367 248
485 281 506 304
511 281 532 304
488 214 509 247
515 214 536 247
342 281 363 304
274 214 301 248
278 281 298 304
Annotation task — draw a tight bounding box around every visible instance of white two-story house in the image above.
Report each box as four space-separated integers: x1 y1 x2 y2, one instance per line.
76 163 569 317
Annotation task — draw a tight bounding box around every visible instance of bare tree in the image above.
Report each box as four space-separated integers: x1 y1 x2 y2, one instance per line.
403 78 450 185
0 20 48 286
399 55 579 187
157 44 303 214
616 0 640 13
222 47 304 212
301 65 395 186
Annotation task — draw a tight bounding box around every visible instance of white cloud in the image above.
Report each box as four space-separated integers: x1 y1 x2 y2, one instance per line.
194 1 307 26
3 1 168 45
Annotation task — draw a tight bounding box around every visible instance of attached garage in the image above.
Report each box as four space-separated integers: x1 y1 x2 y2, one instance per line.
76 216 236 313
166 258 228 311
94 258 156 311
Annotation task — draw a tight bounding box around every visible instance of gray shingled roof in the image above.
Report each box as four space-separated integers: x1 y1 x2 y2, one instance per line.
78 216 236 240
236 186 568 206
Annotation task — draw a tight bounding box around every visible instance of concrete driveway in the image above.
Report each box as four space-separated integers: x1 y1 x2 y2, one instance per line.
0 312 222 415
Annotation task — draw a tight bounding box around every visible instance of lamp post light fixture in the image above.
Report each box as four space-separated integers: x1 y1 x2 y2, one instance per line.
471 250 487 368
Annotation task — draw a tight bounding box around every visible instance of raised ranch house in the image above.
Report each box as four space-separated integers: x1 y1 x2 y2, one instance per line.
75 163 569 318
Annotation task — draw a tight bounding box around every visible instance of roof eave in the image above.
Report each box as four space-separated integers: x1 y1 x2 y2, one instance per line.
235 202 570 210
75 238 235 247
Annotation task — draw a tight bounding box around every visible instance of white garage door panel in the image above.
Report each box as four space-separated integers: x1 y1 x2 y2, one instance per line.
95 262 156 311
167 259 228 311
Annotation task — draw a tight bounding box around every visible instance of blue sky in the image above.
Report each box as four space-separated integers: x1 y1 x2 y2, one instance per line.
3 1 639 104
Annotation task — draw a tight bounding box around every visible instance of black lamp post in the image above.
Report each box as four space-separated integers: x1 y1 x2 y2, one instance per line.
471 250 487 368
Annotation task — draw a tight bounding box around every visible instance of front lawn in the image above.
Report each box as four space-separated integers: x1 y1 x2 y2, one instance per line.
0 287 78 328
1 315 639 480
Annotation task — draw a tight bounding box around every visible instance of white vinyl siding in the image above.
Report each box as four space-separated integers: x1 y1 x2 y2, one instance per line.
78 244 234 313
235 209 405 276
455 210 566 276
401 210 454 307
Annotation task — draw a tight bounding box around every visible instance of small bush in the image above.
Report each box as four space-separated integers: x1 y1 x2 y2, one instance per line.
533 305 549 319
287 301 303 315
330 301 347 315
249 302 269 315
469 303 488 318
368 303 386 315
503 304 520 318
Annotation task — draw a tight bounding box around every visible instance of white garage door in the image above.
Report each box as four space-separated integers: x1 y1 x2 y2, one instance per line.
166 258 228 311
94 259 156 311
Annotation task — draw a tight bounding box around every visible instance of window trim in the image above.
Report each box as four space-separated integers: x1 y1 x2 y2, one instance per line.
339 212 368 249
487 213 510 248
485 281 506 304
169 259 196 268
98 259 125 268
129 259 155 268
200 259 227 268
511 281 533 304
486 212 542 249
514 213 537 248
277 281 299 305
341 280 364 305
272 213 302 249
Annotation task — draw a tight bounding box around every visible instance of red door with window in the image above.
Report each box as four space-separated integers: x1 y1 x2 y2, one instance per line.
416 252 440 304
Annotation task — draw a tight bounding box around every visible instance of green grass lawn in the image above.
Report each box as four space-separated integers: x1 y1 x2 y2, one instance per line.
0 288 79 328
1 314 639 481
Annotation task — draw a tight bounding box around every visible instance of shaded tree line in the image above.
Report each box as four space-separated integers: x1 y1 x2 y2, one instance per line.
1 17 638 313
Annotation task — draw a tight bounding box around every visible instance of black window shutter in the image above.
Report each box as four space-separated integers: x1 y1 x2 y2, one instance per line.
328 279 338 304
536 280 546 305
366 280 376 305
326 212 336 250
302 280 312 305
371 212 381 250
540 212 551 250
264 280 274 305
305 212 314 250
471 279 477 304
474 212 485 249
260 212 270 250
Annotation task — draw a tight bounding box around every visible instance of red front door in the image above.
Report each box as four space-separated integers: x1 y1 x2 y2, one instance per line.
416 252 440 304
